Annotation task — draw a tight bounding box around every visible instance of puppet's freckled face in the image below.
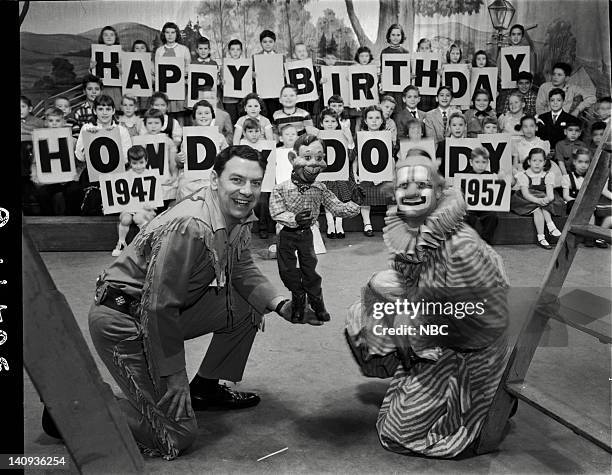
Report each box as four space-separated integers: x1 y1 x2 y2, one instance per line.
291 141 327 183
395 165 437 216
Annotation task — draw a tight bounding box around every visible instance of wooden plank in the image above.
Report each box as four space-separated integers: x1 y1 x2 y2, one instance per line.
22 227 144 473
506 382 612 453
476 124 612 454
570 224 612 243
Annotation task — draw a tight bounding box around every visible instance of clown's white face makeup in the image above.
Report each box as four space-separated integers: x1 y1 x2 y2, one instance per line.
290 140 327 183
395 165 438 218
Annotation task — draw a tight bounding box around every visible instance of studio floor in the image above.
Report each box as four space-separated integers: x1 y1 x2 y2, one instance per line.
24 234 612 474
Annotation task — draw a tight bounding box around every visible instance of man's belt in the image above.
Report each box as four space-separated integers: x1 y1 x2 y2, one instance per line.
95 283 140 317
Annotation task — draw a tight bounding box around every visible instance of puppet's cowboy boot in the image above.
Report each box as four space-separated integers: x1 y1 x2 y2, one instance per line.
291 293 306 323
309 294 331 322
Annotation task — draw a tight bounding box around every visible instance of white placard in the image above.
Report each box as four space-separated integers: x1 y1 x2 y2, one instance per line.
187 64 218 108
443 64 471 107
182 126 222 180
317 130 349 181
258 141 277 192
348 65 379 108
32 127 76 184
477 133 513 176
454 173 511 211
83 127 126 182
411 53 441 95
357 131 393 185
444 137 482 181
131 134 170 178
100 169 164 214
156 56 185 100
121 52 153 97
470 67 498 107
253 54 285 99
285 59 319 103
500 46 530 89
91 44 122 87
321 66 349 105
381 53 411 92
275 148 293 184
222 58 253 98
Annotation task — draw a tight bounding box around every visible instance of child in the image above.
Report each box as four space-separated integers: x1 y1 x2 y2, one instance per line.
239 117 266 148
176 100 228 200
154 22 191 124
536 88 575 149
497 24 534 114
192 37 217 65
292 42 319 117
562 148 608 248
357 105 393 236
589 121 607 153
536 62 596 116
397 85 427 138
463 147 499 244
328 94 356 134
90 26 123 110
510 147 564 249
73 74 103 133
435 112 467 176
497 91 525 135
142 108 178 204
75 95 132 215
414 38 437 112
403 117 424 141
446 43 463 65
118 94 146 137
472 50 492 68
424 85 459 145
233 92 274 145
465 89 496 137
269 134 360 323
379 24 409 117
318 108 357 239
221 39 244 124
503 71 537 117
255 30 283 119
199 87 233 145
272 84 318 141
149 91 182 146
555 117 587 175
130 40 153 113
482 116 499 134
379 95 398 155
111 145 157 257
595 96 611 125
53 96 79 138
20 95 44 143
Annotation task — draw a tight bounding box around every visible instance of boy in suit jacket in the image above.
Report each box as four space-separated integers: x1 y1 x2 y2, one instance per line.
536 87 574 151
396 85 428 139
423 85 460 145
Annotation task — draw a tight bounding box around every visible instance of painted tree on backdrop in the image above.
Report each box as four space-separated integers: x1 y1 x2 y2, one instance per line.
345 0 484 56
316 9 358 62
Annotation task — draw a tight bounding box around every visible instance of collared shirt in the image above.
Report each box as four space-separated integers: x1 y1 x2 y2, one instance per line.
102 186 282 376
535 82 596 116
270 179 360 228
272 107 314 137
192 56 218 66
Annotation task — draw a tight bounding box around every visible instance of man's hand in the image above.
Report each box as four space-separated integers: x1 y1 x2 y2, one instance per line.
295 210 312 229
158 368 194 421
276 299 293 322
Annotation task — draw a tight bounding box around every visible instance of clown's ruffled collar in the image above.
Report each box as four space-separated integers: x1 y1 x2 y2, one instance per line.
383 187 467 262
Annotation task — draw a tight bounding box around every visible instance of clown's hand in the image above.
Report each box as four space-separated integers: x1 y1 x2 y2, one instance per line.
295 210 311 229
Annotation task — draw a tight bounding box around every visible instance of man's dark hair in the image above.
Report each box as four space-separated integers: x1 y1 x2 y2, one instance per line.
517 71 533 82
292 133 323 154
549 87 566 101
81 74 103 90
214 145 266 175
552 62 572 77
591 121 607 133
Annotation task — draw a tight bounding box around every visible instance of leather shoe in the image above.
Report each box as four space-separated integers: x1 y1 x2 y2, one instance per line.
190 383 260 410
309 294 331 322
336 232 345 239
326 232 337 239
291 292 306 323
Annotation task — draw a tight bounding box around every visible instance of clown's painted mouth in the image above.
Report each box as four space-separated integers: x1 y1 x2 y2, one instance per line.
401 197 426 206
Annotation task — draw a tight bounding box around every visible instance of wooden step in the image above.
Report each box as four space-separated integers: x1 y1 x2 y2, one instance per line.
25 213 568 252
506 381 612 453
570 224 612 243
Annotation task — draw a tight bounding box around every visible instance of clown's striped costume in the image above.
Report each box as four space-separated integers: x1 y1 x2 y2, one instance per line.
346 187 510 458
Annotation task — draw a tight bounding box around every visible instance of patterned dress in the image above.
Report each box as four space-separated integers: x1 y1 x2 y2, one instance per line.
345 188 510 458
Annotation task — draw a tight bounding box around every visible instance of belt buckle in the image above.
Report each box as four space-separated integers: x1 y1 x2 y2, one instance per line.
95 281 109 305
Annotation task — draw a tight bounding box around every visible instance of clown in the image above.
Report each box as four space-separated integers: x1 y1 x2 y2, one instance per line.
345 148 511 458
270 134 360 323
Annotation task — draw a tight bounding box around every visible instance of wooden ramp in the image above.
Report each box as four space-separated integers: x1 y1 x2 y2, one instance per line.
23 226 144 473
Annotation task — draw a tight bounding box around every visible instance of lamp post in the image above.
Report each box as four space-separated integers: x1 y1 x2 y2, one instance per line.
487 0 516 62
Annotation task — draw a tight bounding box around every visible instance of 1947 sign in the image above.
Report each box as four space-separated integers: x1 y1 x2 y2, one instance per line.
100 170 164 214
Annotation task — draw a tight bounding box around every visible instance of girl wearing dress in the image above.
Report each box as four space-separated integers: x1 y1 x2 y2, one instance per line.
90 26 123 111
465 89 496 137
415 38 437 112
511 147 564 249
356 105 393 237
498 91 525 135
154 22 191 124
319 108 357 239
472 50 493 68
379 24 409 117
